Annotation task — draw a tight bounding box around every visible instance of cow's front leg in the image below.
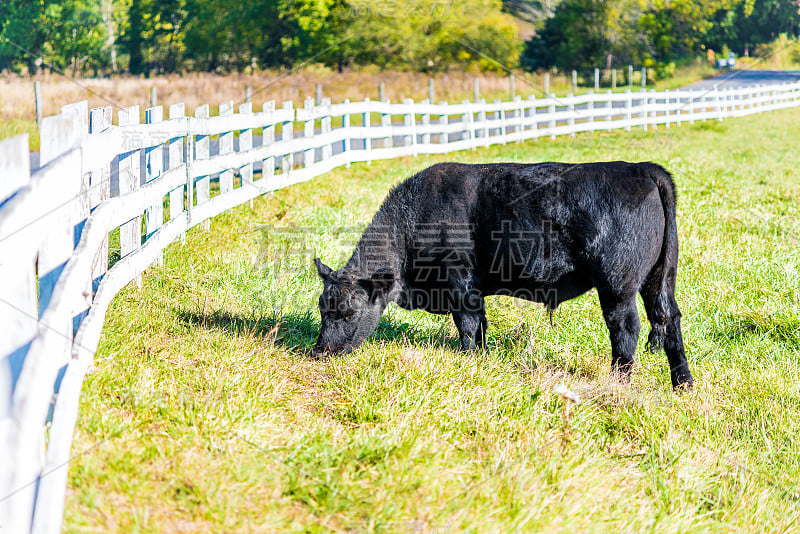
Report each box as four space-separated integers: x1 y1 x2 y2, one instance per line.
452 289 487 351
598 291 641 380
453 309 487 351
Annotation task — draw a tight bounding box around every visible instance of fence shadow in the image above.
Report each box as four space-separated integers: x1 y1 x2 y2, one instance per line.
175 308 457 355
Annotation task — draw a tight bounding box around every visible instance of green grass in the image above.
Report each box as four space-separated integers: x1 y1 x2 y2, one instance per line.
64 106 800 533
0 119 38 151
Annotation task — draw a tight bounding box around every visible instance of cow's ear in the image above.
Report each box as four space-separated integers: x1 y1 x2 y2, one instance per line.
314 258 335 281
360 267 395 299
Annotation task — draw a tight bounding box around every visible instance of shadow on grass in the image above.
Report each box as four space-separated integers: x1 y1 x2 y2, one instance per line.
714 312 800 350
175 308 458 355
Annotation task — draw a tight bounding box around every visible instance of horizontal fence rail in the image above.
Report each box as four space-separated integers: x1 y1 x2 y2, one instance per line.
2 79 800 533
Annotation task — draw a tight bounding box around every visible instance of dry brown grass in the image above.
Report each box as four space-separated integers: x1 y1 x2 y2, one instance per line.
0 68 570 123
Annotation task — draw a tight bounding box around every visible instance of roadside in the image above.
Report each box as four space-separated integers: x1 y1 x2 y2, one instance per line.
682 69 800 89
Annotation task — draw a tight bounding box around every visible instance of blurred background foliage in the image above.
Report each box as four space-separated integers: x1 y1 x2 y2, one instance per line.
0 0 799 79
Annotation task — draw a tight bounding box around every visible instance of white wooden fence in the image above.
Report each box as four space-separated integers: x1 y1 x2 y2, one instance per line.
2 80 800 533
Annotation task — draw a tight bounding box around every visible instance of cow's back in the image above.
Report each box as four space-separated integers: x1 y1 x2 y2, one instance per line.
385 161 668 309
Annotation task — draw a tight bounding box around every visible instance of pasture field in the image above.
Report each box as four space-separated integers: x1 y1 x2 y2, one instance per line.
65 106 800 533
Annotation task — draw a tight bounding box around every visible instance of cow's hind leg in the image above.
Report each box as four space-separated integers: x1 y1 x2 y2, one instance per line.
598 290 640 381
640 285 694 390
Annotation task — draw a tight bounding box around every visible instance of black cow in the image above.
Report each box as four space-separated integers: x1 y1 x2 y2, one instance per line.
312 161 694 390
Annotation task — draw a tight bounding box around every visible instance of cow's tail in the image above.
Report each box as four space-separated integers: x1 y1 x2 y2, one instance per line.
643 163 679 353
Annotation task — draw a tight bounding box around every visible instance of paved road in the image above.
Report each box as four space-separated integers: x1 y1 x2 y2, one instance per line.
682 69 800 90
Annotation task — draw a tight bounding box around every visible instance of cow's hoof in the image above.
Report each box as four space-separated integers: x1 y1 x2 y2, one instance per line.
672 380 694 394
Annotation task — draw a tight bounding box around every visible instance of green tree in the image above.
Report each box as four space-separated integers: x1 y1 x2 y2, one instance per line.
526 0 644 71
44 0 108 74
705 0 800 54
0 0 50 72
639 0 734 63
327 0 521 71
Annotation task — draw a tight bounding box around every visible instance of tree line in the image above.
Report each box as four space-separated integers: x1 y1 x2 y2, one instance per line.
1 0 798 78
526 0 800 77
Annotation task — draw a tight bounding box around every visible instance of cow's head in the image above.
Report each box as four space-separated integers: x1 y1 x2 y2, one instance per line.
311 258 395 356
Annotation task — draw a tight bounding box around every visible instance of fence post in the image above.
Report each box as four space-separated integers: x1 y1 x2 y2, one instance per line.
315 83 322 106
567 93 575 138
496 99 507 144
262 101 276 179
88 106 112 276
166 103 186 241
724 87 731 116
640 88 647 131
587 90 594 125
527 94 536 139
238 101 254 208
150 86 157 107
440 102 449 146
730 85 737 113
219 100 234 193
544 73 550 94
649 88 657 130
63 100 93 323
571 70 577 94
0 133 37 534
421 98 431 149
8 112 84 534
34 81 43 128
641 67 647 87
628 65 633 87
429 78 434 104
474 77 479 102
515 95 523 142
624 89 632 131
118 105 143 278
379 82 385 102
184 113 194 227
321 98 332 161
664 89 670 128
245 86 252 103
362 98 371 155
510 74 515 100
605 90 612 123
548 93 556 140
404 98 417 154
343 99 352 167
144 105 164 264
462 99 474 148
612 69 617 89
594 68 600 91
478 98 488 145
281 101 294 176
303 97 315 168
193 104 210 230
40 107 86 345
380 98 391 149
